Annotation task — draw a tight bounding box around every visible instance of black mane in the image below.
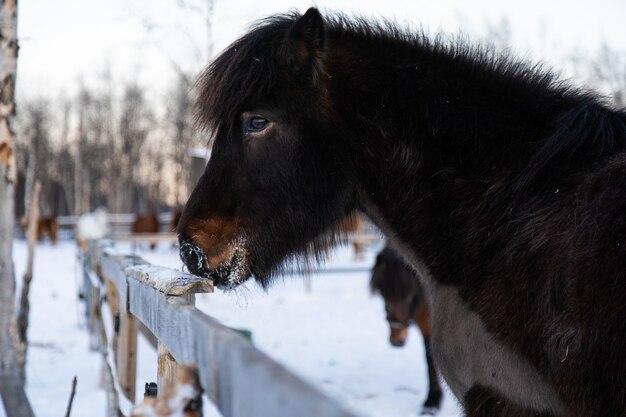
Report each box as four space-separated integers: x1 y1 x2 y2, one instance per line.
195 13 297 136
196 11 626 197
370 245 419 301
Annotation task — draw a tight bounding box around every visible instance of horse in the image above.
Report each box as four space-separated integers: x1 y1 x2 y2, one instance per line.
370 245 442 415
176 8 626 416
20 216 59 245
131 212 160 250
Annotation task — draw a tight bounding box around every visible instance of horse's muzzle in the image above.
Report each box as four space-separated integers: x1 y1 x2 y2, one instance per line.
178 233 250 290
389 327 408 347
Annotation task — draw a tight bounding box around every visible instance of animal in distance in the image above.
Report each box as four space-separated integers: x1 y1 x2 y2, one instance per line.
370 245 442 415
131 212 160 250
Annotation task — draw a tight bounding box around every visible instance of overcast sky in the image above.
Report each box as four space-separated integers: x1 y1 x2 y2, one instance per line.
17 0 626 99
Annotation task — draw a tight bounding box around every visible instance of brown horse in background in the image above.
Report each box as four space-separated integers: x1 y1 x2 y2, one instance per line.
371 245 442 415
131 212 160 250
20 216 58 245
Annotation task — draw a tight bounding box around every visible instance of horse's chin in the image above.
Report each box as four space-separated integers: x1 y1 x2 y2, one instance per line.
206 243 251 291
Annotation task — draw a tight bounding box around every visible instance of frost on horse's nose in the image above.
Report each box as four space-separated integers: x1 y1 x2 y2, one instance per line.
179 235 209 277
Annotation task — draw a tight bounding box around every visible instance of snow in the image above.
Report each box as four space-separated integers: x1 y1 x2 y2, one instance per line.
12 238 463 417
12 240 106 417
76 208 109 240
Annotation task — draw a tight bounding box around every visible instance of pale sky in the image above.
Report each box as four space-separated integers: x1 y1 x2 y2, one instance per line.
17 0 626 99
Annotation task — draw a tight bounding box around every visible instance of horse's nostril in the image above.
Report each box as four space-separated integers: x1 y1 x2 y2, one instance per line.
179 237 208 275
181 244 198 264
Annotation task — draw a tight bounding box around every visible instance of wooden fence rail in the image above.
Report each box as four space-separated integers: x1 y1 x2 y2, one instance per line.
81 240 360 417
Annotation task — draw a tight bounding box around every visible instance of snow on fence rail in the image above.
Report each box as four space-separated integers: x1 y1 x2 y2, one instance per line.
81 240 360 417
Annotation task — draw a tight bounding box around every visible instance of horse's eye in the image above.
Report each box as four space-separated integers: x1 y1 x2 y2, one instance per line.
244 116 269 134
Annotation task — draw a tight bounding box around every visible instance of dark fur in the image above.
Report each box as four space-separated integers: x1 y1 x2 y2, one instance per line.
131 212 160 234
370 245 442 414
132 212 160 250
20 216 58 245
180 9 626 416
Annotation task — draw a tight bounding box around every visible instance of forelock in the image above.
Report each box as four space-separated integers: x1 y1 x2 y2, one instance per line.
194 12 301 136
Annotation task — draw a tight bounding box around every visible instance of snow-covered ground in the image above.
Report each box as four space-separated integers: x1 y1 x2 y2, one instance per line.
12 238 463 417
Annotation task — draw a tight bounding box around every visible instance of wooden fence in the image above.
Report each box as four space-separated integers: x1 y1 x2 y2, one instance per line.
81 240 361 417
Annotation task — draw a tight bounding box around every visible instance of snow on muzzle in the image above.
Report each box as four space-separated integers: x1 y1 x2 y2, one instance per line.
178 234 250 290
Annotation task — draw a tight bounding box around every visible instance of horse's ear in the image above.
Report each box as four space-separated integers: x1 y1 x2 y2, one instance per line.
281 8 325 82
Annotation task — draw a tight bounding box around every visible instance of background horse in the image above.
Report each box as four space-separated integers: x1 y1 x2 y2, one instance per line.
131 212 160 250
20 216 58 245
370 245 442 415
177 8 626 416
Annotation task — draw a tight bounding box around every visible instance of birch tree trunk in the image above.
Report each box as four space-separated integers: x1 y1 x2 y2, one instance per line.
0 0 19 380
17 180 40 379
0 4 37 412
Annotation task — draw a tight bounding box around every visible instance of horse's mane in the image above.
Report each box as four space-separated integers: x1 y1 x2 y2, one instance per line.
195 13 298 137
196 10 626 189
370 246 419 301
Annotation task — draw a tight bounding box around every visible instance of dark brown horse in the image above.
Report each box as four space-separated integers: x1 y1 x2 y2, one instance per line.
132 212 160 250
177 9 626 416
370 245 442 415
20 216 58 245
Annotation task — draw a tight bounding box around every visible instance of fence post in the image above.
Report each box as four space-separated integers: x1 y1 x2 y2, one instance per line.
117 310 138 403
104 274 138 404
156 293 195 392
157 341 178 391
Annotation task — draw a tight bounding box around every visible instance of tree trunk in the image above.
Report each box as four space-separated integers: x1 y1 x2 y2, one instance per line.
17 180 40 379
0 2 35 414
0 0 19 380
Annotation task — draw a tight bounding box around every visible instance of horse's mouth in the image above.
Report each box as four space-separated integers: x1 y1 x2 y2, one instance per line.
179 237 250 290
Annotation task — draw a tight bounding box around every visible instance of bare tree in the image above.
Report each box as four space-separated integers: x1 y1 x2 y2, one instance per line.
167 72 196 205
17 180 40 379
19 99 51 214
590 43 626 108
119 82 154 212
568 43 626 109
74 82 117 214
54 98 75 215
484 16 513 53
0 0 19 381
74 87 90 214
141 134 167 210
0 0 35 414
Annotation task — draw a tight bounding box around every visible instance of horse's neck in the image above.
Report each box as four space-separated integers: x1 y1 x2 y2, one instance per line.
328 38 567 179
329 40 562 267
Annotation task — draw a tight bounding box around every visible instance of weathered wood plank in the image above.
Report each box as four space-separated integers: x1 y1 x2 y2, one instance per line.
157 341 179 392
126 264 213 296
117 311 137 404
111 233 178 243
103 266 137 403
100 250 148 306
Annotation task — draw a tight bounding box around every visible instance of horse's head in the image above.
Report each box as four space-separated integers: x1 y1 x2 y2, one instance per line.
370 247 421 347
177 9 357 289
